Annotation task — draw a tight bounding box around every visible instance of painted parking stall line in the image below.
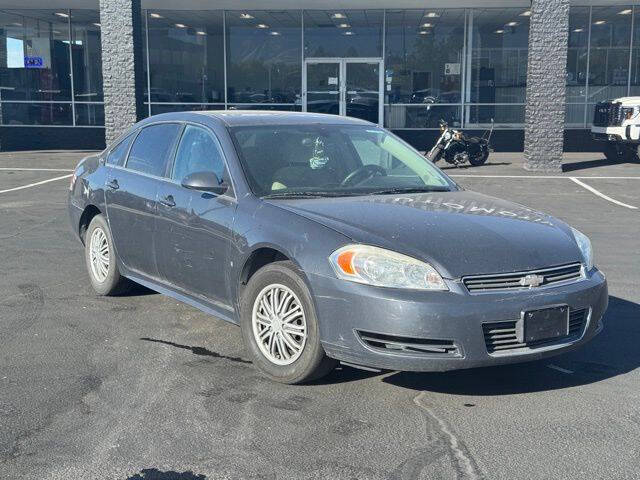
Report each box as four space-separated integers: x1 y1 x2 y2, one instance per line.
0 174 73 195
0 167 74 172
569 177 638 210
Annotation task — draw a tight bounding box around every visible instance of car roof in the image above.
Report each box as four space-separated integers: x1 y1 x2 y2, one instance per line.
146 110 375 128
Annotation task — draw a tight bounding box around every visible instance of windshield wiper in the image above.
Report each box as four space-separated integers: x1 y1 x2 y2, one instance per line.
262 191 349 199
368 186 451 195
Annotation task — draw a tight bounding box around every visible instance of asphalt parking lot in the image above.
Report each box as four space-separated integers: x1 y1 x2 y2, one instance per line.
1 150 639 480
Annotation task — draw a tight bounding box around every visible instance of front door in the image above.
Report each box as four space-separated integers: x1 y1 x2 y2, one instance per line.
155 123 236 312
304 58 383 125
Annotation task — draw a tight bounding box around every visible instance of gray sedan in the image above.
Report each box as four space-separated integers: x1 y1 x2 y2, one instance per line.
68 111 608 383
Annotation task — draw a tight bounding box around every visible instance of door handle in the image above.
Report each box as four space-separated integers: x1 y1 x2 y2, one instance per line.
160 195 176 207
106 179 119 190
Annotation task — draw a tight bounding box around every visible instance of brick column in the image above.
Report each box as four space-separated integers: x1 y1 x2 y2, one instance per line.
524 0 570 172
99 0 146 145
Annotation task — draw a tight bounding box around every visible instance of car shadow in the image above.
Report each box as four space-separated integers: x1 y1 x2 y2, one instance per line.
125 469 207 480
382 295 640 395
562 155 636 172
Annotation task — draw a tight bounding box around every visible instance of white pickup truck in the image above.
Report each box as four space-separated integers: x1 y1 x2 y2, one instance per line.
591 97 640 161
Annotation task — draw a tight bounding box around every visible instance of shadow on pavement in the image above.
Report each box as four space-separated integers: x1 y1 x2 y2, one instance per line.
440 161 511 170
561 155 637 173
140 337 252 364
126 469 206 480
383 295 640 395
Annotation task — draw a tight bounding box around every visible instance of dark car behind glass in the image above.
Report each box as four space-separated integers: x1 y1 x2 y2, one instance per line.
68 111 608 384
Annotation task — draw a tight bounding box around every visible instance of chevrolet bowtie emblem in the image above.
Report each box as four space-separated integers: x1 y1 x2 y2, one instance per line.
519 274 544 288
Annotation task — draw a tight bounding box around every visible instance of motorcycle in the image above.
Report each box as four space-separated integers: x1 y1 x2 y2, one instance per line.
425 120 493 167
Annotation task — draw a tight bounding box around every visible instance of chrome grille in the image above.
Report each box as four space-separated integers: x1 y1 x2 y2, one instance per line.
483 308 588 354
593 101 622 127
463 263 583 293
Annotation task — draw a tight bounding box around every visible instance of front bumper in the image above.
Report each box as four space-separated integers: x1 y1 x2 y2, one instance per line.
591 125 640 143
311 269 608 372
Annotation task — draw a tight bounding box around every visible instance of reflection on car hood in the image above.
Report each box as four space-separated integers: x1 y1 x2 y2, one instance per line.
269 191 583 278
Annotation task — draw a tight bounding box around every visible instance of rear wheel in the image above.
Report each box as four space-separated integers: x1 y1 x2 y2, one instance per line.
469 150 489 167
240 261 337 384
603 144 619 162
84 214 131 296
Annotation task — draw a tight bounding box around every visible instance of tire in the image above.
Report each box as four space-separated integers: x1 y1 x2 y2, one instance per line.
469 150 489 167
603 144 621 162
84 214 131 296
240 261 337 384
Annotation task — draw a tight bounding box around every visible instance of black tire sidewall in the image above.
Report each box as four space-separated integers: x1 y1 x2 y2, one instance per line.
85 214 121 296
240 261 326 384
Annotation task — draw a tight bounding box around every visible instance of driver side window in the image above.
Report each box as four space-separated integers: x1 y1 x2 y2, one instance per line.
172 125 226 184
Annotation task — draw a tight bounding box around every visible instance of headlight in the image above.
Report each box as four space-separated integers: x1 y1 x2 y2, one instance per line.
571 227 593 271
329 245 448 291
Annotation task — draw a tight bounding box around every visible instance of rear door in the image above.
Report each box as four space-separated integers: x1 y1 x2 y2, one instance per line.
155 123 236 309
105 122 182 279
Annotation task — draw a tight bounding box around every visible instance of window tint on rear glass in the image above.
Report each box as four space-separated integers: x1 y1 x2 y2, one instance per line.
126 123 182 177
106 132 134 166
172 125 226 183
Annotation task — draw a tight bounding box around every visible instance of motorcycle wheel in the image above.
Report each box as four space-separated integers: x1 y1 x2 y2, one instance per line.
469 150 489 167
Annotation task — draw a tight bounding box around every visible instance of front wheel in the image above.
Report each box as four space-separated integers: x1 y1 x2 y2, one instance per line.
240 261 337 384
84 214 131 296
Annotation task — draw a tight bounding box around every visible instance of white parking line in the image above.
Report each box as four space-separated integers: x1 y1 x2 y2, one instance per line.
0 167 73 172
547 364 574 374
0 174 73 194
449 174 640 180
569 177 638 210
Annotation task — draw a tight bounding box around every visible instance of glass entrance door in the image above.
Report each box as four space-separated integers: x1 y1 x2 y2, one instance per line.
304 58 383 125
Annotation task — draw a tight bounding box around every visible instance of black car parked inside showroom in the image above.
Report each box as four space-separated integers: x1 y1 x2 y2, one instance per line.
68 111 608 384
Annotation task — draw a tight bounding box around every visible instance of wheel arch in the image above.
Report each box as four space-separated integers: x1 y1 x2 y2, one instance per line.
78 204 102 244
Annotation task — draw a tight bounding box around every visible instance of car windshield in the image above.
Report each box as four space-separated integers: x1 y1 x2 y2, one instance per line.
230 124 457 198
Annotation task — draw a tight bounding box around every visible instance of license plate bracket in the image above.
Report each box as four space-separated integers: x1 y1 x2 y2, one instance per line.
522 305 570 343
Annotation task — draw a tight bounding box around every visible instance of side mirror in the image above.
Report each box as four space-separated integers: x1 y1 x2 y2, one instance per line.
181 171 227 195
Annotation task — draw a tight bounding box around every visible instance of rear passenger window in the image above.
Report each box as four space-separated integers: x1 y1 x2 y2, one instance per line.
126 123 182 177
106 132 134 166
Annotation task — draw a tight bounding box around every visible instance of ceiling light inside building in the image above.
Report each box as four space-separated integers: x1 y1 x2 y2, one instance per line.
519 10 531 17
337 23 350 28
332 13 346 19
257 23 269 28
175 23 186 28
239 13 254 19
93 23 101 27
11 22 22 26
419 30 429 35
343 31 354 35
494 29 505 34
573 28 584 32
619 9 633 15
421 23 433 28
269 31 280 35
55 12 69 18
196 30 206 35
425 12 439 18
593 20 606 25
506 22 518 27
150 13 163 19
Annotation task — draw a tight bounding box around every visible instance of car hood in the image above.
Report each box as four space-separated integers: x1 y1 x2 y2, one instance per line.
268 191 583 278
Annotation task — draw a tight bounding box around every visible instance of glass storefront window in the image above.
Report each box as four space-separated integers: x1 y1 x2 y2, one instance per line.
385 9 465 104
588 6 632 103
70 10 102 102
0 9 71 101
146 10 224 104
226 10 301 105
0 101 72 125
627 7 640 96
565 7 589 127
304 10 383 58
75 103 104 126
469 8 530 106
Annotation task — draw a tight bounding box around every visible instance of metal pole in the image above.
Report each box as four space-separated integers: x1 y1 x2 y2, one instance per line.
223 10 228 109
67 9 76 126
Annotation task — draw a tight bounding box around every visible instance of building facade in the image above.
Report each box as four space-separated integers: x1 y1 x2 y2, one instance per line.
0 0 637 170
